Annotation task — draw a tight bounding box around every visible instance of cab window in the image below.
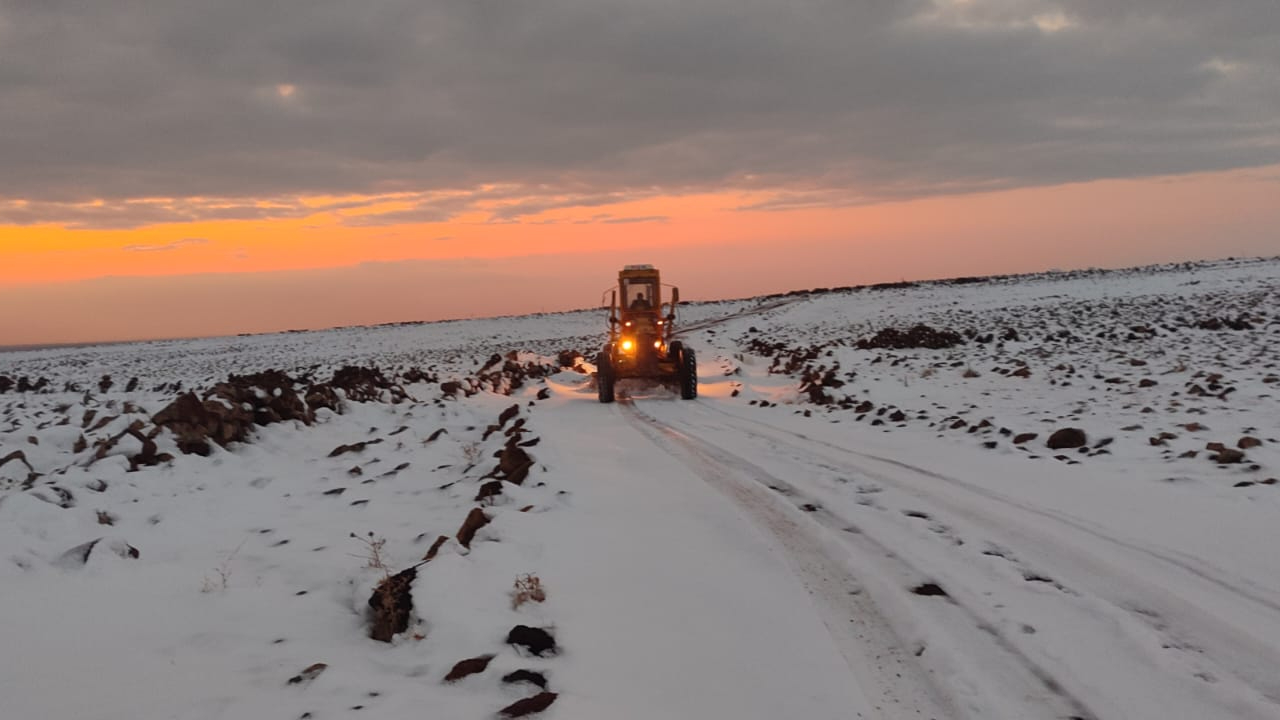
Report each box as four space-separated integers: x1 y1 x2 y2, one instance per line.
623 280 657 311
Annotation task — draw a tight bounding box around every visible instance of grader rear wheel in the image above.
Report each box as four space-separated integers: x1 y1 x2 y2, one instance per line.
678 347 698 400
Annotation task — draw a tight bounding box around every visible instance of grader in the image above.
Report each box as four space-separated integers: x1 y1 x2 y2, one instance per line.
596 265 697 403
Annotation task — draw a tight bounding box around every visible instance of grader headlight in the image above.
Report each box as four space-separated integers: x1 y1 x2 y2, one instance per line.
621 339 635 352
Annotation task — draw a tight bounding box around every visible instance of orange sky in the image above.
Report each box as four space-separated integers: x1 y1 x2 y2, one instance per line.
3 166 1278 346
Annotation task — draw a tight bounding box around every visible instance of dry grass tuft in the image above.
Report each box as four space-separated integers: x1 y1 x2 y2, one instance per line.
511 573 547 610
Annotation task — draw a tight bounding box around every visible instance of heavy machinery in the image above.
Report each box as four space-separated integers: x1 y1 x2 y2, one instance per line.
596 265 697 403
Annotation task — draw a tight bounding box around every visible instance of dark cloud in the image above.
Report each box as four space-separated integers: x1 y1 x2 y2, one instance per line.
0 0 1276 226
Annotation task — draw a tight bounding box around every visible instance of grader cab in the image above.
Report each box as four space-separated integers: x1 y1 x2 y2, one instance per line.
596 265 697 403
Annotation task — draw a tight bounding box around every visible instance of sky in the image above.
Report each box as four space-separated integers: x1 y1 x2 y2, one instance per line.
2 0 1278 346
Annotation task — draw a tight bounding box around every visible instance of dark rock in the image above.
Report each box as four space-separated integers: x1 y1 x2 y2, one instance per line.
911 583 949 597
443 654 495 683
506 625 557 657
1239 436 1262 449
1046 428 1087 449
421 534 450 562
1012 433 1037 445
456 508 491 549
475 480 504 502
856 325 964 350
1214 449 1246 464
368 567 417 642
498 692 558 718
501 669 548 690
331 366 403 403
286 663 328 686
328 439 383 458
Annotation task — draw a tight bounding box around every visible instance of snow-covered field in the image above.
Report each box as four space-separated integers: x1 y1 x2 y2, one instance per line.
2 257 1277 719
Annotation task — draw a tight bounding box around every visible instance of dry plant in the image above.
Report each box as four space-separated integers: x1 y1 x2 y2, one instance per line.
201 538 247 593
920 367 936 379
511 573 547 610
962 366 981 378
350 531 390 573
462 441 484 466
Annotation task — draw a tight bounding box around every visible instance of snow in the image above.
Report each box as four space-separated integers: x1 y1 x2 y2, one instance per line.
1 256 1278 719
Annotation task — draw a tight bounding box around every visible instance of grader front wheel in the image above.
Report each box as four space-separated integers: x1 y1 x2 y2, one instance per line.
596 351 616 404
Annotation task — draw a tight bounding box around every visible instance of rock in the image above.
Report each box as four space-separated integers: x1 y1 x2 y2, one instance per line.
1046 428 1087 450
328 439 383 458
1138 378 1158 388
536 387 551 400
304 384 340 414
426 428 448 442
368 567 417 642
286 663 328 686
1239 436 1262 449
0 375 12 393
506 625 557 657
1214 449 1246 464
443 655 495 683
911 583 949 597
501 670 548 690
856 325 964 350
499 692 558 718
475 480 504 502
421 535 449 562
331 366 403 403
1012 433 1037 445
1206 442 1227 453
56 539 101 568
456 508 490 549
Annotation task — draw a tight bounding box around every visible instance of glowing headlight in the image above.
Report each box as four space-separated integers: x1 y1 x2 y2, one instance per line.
621 339 634 352
653 340 662 349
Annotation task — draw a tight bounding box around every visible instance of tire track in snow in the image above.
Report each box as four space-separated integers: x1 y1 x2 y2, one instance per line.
621 401 1098 720
660 400 1280 715
693 402 1280 617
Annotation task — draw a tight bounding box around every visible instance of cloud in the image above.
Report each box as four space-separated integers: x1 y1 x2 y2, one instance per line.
0 0 1277 226
122 238 210 252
